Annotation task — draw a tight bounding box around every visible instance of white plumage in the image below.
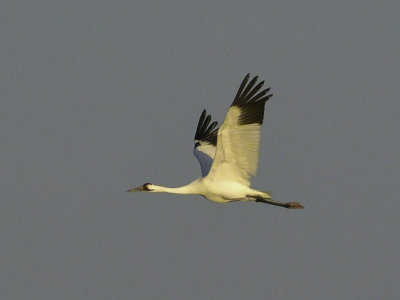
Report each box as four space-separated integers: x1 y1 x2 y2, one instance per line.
128 74 304 209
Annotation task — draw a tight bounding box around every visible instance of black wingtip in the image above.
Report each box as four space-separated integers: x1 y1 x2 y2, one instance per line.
232 74 273 107
230 74 273 126
194 110 219 146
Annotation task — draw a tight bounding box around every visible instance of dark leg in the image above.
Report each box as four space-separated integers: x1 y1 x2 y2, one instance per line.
255 197 304 209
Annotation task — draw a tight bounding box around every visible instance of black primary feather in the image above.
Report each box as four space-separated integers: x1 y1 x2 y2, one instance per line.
194 109 219 146
231 74 273 125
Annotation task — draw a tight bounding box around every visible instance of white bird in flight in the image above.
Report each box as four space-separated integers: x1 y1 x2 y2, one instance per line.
128 74 304 209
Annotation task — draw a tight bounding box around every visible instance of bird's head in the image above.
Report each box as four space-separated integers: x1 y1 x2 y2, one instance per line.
127 182 154 192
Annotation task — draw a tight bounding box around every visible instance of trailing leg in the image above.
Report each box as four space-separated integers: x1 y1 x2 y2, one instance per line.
255 197 304 209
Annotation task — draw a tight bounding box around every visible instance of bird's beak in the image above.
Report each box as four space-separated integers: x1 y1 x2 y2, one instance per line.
127 186 143 192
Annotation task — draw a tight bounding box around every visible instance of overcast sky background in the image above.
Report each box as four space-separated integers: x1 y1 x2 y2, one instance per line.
1 1 399 299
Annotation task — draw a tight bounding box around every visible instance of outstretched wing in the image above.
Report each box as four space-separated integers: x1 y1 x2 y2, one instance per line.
207 74 273 186
193 110 219 177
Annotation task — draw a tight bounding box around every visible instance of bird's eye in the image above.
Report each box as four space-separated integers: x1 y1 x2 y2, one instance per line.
195 142 201 147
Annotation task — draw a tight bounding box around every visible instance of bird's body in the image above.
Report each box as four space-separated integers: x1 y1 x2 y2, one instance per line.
147 178 269 204
128 74 304 209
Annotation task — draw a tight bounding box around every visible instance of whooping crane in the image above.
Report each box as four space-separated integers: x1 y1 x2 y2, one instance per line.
128 74 304 209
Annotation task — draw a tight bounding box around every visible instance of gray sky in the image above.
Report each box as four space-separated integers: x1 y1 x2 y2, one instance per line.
1 1 399 299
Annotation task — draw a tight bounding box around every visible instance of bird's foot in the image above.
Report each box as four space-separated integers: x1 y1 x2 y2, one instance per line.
285 202 304 209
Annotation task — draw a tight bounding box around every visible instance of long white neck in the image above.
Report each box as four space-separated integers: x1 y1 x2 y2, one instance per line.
150 179 202 195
